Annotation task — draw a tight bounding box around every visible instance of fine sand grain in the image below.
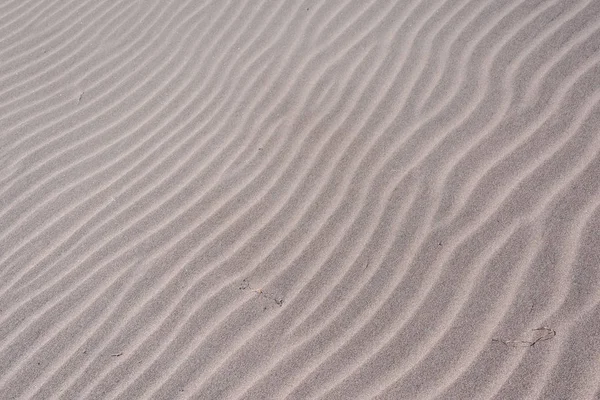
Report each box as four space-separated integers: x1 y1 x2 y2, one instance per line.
1 0 600 399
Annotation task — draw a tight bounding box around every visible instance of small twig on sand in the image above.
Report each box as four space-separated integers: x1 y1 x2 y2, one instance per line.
111 352 123 357
239 279 284 307
492 327 556 347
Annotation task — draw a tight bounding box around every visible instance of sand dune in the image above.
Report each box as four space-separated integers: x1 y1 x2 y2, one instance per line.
1 0 600 399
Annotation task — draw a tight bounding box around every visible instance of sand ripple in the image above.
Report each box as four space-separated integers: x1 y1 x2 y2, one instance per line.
1 0 600 399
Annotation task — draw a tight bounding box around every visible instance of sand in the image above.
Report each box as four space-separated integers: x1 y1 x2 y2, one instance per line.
1 0 600 399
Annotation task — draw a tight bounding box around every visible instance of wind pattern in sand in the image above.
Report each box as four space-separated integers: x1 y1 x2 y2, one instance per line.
1 0 600 399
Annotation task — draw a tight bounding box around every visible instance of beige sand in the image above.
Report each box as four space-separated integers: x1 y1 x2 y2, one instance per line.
1 0 600 398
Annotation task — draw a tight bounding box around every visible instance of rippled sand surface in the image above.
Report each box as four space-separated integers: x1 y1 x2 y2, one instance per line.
1 1 600 398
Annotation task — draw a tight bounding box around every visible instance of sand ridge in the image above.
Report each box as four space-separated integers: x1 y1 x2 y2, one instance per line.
1 0 600 399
